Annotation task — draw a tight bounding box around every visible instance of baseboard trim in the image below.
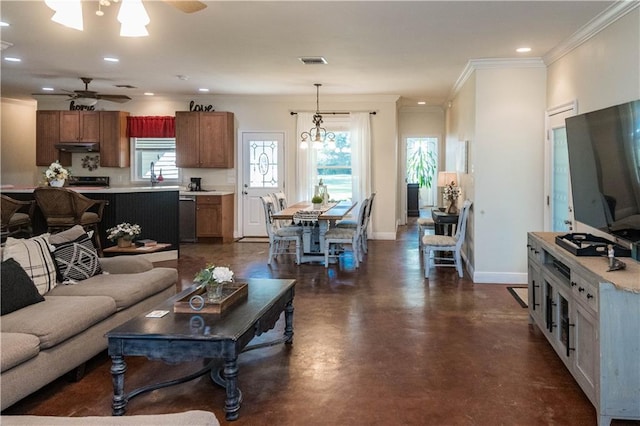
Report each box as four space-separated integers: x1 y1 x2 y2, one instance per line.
472 271 528 285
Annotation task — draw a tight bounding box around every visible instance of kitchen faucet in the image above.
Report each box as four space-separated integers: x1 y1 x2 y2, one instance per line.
150 161 159 185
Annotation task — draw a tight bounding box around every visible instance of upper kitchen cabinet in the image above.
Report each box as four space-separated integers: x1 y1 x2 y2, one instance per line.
175 111 234 168
59 111 99 142
36 111 70 166
99 111 129 167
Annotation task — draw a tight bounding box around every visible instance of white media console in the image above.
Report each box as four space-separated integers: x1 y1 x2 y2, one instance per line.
527 232 640 426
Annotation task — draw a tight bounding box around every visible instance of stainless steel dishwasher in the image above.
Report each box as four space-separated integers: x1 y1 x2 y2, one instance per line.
179 194 197 242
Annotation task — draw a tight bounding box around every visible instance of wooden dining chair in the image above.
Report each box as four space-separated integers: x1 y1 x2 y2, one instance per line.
324 196 370 268
421 200 472 278
260 195 303 265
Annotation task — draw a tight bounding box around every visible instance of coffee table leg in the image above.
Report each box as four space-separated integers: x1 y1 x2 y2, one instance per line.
223 357 241 421
284 300 294 344
110 355 127 416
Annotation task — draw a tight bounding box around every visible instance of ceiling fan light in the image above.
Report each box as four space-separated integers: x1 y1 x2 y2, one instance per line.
45 0 83 31
75 97 98 106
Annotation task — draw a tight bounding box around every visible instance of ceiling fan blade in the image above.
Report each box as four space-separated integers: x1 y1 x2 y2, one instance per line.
96 94 132 103
164 1 207 14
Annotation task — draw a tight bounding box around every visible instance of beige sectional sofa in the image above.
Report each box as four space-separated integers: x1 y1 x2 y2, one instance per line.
1 240 178 410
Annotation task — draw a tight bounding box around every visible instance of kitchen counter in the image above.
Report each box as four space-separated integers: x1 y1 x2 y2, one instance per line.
2 186 233 196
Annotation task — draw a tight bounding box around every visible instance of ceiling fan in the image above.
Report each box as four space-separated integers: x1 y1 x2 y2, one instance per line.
33 77 132 104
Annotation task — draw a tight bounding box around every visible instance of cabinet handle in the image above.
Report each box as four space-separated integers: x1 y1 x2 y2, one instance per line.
564 320 575 357
578 287 585 292
571 281 577 287
587 293 593 299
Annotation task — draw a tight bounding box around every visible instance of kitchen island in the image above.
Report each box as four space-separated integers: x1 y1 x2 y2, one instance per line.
2 186 180 256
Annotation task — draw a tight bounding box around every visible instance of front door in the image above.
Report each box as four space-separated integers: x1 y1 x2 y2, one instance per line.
240 132 285 237
546 102 577 232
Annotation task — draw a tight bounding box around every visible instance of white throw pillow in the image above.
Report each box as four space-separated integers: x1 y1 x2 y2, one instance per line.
2 234 57 295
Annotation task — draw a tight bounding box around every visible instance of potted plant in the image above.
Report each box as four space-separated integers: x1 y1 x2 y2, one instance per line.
407 142 437 209
106 222 141 248
311 195 324 210
194 264 234 303
43 161 70 187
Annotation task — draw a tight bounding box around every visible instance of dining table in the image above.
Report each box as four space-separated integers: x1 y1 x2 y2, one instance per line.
271 200 358 263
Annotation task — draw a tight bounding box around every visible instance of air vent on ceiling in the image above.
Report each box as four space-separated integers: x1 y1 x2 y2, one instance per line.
114 84 137 89
299 57 328 65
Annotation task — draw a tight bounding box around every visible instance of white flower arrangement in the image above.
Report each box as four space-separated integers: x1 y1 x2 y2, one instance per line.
443 184 461 201
194 264 234 285
44 161 70 182
106 222 141 242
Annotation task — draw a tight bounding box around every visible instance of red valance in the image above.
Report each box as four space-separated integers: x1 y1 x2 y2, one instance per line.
127 116 175 138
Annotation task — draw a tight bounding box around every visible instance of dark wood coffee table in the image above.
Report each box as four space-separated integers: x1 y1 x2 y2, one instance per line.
106 278 295 421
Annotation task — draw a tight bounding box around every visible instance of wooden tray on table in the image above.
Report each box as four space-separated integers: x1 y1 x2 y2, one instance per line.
174 282 248 314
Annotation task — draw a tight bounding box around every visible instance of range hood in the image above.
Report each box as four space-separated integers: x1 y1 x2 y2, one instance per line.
54 143 100 152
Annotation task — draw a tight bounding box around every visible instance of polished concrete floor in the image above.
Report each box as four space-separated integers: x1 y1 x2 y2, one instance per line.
3 219 636 425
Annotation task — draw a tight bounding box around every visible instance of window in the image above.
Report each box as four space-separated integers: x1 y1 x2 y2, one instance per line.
131 138 179 183
315 117 352 201
316 131 352 201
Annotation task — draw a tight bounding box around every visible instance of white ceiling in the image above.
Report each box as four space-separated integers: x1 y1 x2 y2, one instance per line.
0 1 615 107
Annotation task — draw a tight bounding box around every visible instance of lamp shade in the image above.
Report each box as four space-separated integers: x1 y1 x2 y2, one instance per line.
437 171 458 187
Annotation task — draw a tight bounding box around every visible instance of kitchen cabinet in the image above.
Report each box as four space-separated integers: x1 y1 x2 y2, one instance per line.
196 194 234 243
99 111 129 167
175 111 234 168
36 110 70 166
527 232 640 425
59 111 99 142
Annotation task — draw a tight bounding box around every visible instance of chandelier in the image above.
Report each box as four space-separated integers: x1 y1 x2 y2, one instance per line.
300 84 336 150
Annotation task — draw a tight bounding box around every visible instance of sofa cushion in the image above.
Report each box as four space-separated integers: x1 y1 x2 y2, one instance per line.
2 235 57 295
1 258 45 315
98 256 154 274
0 296 116 349
51 233 102 282
46 267 177 311
47 225 86 245
0 333 40 373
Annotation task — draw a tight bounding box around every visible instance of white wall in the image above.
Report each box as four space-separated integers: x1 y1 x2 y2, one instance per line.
448 65 546 284
547 8 640 113
0 99 38 186
1 94 400 240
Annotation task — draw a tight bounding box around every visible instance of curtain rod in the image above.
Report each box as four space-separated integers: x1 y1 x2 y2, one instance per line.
290 111 376 116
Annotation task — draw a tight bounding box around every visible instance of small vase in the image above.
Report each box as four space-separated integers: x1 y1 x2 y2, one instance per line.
206 281 225 303
49 179 65 187
446 198 458 214
117 238 133 248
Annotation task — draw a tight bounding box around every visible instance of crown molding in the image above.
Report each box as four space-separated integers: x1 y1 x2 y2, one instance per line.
544 0 639 65
449 58 545 101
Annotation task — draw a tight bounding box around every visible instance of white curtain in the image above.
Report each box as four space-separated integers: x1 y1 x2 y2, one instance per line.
296 112 317 201
350 112 372 203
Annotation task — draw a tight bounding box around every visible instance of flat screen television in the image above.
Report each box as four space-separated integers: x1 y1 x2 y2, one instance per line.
565 99 640 247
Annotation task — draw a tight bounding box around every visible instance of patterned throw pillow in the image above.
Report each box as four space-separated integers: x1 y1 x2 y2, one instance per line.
51 233 103 282
2 235 57 295
1 258 46 315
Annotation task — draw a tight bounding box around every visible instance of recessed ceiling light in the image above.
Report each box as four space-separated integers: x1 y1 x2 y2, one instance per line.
198 88 209 92
4 56 21 62
417 101 426 105
42 87 55 91
0 21 9 27
144 92 154 96
104 57 119 62
516 47 532 53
